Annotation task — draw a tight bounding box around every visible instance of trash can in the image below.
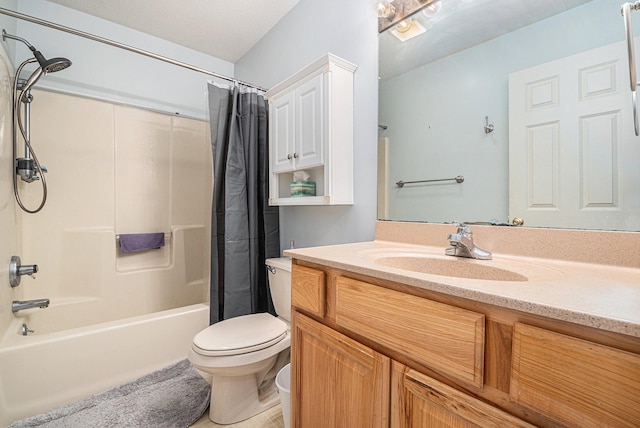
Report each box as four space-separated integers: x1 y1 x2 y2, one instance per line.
276 363 291 428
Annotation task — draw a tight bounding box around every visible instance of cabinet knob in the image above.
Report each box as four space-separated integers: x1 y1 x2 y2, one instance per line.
293 153 298 159
287 154 292 160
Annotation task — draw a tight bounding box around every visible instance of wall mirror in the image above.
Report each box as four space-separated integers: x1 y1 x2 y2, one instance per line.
378 0 640 232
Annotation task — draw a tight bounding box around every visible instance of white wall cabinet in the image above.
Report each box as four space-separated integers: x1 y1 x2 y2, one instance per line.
267 54 356 206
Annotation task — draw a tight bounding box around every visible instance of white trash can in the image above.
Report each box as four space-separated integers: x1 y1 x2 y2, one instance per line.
276 363 291 428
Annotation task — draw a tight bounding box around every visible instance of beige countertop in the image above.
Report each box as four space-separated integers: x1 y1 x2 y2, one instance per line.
285 240 640 338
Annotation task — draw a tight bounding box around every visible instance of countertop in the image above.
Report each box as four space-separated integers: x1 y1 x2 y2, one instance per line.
285 240 640 338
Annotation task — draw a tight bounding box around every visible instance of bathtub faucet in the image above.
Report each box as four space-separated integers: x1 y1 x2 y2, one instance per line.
12 298 50 313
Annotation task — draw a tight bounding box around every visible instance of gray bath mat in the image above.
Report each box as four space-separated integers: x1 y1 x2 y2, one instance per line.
9 359 210 428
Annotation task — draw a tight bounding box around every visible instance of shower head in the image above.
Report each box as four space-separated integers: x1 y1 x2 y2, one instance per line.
31 49 71 73
2 29 71 74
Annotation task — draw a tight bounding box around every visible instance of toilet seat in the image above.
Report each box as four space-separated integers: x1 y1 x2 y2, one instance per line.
192 313 287 357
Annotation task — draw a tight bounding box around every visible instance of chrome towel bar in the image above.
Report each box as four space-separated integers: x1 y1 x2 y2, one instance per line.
115 232 172 245
396 175 464 188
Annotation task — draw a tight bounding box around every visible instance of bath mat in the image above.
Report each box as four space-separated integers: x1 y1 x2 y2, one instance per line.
9 359 210 428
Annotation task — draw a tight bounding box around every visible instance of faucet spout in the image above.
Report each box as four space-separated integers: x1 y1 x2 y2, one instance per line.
445 223 492 260
12 298 50 313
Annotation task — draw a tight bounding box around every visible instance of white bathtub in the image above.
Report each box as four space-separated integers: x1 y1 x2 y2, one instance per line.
0 303 209 426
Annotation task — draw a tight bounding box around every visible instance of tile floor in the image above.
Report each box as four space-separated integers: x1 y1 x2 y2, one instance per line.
190 405 285 428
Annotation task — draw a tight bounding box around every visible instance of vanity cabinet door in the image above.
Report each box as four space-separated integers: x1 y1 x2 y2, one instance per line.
292 311 390 428
510 323 640 427
392 362 535 428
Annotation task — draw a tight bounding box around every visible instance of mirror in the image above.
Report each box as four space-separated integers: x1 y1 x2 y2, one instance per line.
378 0 640 231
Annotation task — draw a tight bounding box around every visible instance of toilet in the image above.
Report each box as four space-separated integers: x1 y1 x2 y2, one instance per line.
188 257 292 425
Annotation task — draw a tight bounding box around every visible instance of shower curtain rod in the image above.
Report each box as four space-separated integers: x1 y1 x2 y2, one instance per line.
0 6 268 92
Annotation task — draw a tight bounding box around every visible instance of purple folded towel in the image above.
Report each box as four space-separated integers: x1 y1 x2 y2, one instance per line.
119 233 165 254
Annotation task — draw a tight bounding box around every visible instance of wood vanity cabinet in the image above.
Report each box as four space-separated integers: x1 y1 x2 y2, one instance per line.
290 261 640 427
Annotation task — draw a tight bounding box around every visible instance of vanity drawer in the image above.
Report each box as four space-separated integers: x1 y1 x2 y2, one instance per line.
510 323 640 426
335 276 485 388
292 264 326 318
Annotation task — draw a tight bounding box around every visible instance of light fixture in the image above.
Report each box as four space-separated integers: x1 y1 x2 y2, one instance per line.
422 0 442 18
377 1 396 20
396 18 413 33
377 0 441 34
390 18 430 42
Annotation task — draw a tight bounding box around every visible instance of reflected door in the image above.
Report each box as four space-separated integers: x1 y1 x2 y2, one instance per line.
509 39 640 230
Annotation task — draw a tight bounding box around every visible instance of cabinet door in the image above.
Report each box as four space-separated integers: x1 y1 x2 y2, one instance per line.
392 362 535 428
292 312 390 428
511 323 640 427
294 73 324 169
270 91 295 173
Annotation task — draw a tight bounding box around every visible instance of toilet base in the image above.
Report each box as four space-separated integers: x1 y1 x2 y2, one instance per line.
209 373 281 424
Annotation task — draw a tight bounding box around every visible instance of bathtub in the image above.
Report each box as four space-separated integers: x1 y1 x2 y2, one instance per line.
0 303 209 426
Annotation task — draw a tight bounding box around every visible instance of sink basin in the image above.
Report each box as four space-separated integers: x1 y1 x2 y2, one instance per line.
373 255 528 282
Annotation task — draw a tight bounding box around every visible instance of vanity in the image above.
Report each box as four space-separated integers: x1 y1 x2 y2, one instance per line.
285 222 640 427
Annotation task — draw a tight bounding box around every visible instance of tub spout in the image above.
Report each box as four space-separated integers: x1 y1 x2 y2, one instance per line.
12 298 50 313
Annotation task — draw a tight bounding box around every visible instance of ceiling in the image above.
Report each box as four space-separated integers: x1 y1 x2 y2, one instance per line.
379 0 595 79
43 0 594 74
45 0 300 63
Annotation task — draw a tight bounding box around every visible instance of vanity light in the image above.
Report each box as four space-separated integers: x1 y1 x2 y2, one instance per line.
391 18 430 41
378 0 440 36
377 1 397 20
396 18 413 33
422 0 442 18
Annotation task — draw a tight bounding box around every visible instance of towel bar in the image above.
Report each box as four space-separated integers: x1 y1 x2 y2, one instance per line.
115 232 172 245
396 175 464 188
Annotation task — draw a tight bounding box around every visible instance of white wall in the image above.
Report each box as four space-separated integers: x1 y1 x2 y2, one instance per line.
236 0 380 250
379 0 629 223
1 0 235 120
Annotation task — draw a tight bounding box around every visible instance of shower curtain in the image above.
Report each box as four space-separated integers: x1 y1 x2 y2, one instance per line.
208 82 280 324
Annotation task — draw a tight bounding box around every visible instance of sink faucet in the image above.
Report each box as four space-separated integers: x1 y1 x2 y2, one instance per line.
12 298 50 313
445 223 492 260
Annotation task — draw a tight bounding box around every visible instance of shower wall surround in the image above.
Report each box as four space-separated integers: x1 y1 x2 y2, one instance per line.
0 32 19 341
11 89 212 330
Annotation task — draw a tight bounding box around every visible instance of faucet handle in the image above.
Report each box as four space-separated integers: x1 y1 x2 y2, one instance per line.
452 221 471 235
9 256 38 287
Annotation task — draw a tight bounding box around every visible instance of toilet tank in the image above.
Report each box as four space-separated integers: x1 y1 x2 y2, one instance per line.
265 257 292 323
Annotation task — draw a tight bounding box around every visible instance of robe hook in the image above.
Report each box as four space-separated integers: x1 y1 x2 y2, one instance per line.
484 116 494 134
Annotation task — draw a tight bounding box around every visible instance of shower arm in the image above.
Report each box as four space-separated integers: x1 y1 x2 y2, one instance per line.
2 30 35 50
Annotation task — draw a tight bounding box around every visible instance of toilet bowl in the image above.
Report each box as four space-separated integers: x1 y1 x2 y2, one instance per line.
188 257 292 425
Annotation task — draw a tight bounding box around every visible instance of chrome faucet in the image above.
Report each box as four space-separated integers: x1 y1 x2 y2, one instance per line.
12 298 50 313
9 256 38 287
445 222 492 260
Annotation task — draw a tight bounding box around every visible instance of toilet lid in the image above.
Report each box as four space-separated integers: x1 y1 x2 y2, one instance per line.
192 313 288 357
